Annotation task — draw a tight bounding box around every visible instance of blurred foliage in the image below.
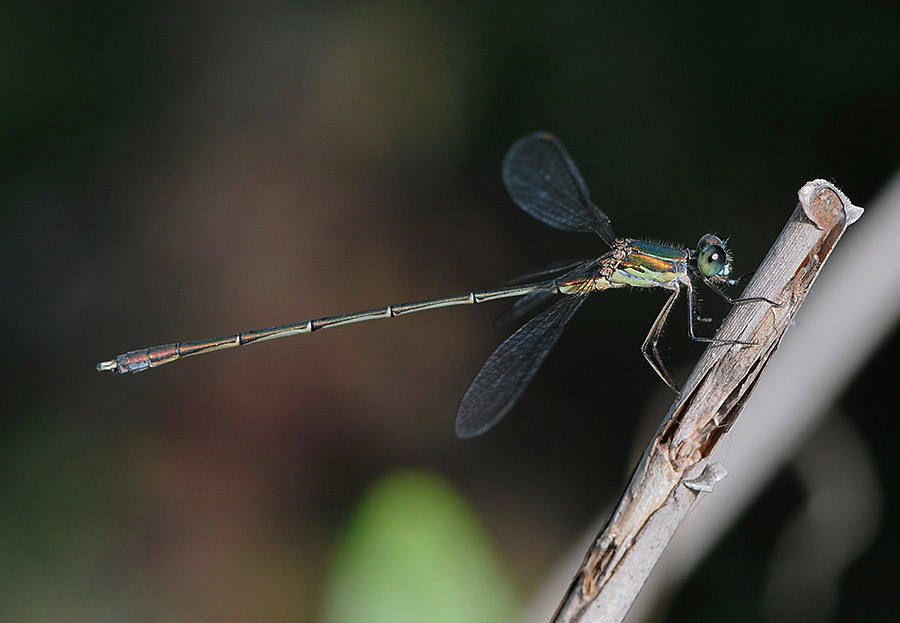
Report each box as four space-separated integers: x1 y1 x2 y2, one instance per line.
321 470 517 623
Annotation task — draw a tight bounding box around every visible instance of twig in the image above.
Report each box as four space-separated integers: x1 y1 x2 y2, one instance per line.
550 180 864 623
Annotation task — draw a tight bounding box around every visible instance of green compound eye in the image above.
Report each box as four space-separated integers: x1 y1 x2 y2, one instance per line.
697 243 727 277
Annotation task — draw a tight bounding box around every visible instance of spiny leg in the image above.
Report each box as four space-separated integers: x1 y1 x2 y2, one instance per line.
692 289 713 324
724 268 755 288
693 266 780 307
685 279 756 346
641 287 681 390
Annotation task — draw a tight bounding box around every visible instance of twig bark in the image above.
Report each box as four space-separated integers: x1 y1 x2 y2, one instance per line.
550 180 864 623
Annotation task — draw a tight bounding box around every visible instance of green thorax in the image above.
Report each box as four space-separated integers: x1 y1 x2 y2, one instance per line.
610 239 688 288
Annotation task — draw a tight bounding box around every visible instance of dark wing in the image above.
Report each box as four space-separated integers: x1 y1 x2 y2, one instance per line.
493 289 557 328
493 259 586 327
502 132 616 247
455 293 588 438
499 259 587 285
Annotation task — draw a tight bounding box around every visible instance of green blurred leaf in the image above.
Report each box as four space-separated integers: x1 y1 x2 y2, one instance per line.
321 470 518 623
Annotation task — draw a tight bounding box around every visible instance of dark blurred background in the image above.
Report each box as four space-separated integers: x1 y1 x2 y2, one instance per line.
3 1 899 621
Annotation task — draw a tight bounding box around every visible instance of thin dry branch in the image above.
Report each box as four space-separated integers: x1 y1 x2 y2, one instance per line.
550 180 864 623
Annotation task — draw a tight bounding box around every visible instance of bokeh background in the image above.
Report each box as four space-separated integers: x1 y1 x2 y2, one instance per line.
3 1 899 621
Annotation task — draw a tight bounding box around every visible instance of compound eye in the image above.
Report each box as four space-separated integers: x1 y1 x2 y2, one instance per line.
697 233 724 250
698 244 727 277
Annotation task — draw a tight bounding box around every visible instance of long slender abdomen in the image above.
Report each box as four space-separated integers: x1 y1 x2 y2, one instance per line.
97 280 560 374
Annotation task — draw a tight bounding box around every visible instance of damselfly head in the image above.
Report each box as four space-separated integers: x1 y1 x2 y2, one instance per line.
694 233 732 280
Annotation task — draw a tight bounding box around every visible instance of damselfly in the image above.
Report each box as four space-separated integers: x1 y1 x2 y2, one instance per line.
98 132 776 437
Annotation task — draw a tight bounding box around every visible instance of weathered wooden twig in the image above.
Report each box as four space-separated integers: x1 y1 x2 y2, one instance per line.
550 180 863 623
